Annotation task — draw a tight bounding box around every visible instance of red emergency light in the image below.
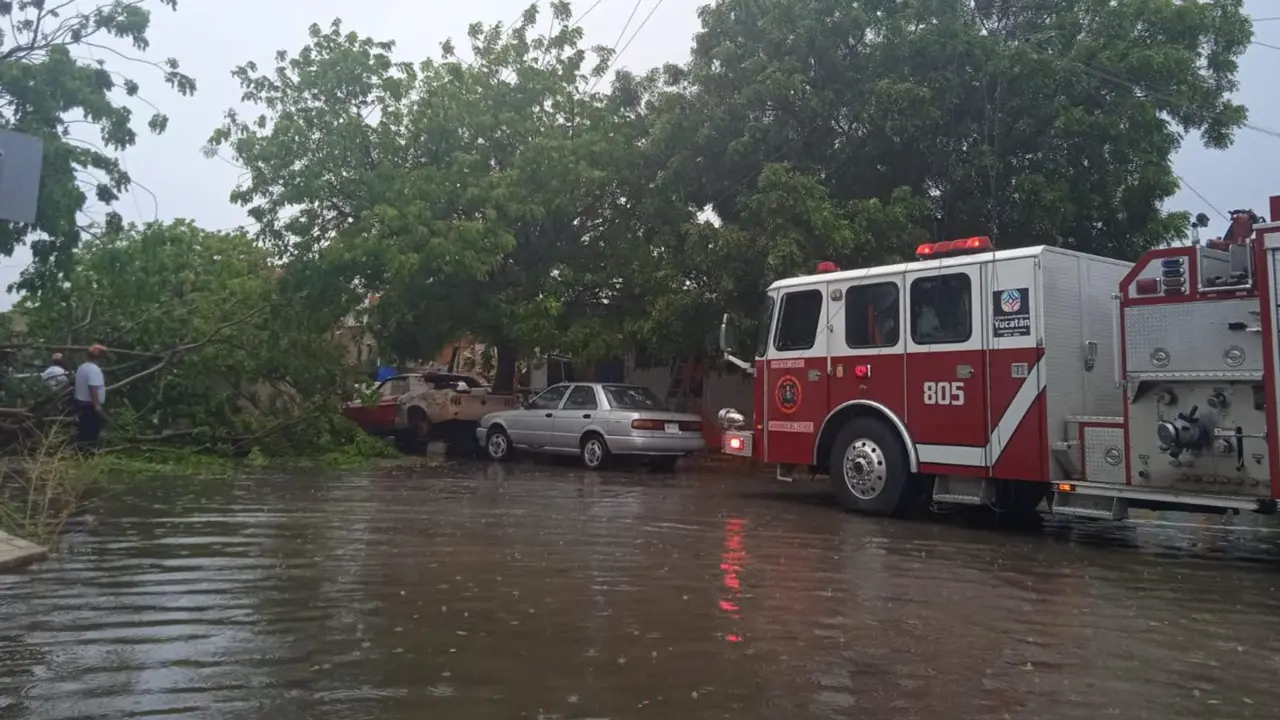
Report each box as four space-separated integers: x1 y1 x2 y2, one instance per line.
726 435 745 451
816 261 839 273
853 364 871 379
916 236 994 259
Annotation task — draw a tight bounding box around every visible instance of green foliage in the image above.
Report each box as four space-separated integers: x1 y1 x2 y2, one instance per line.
663 0 1252 261
206 0 1253 367
207 1 684 367
13 220 364 455
0 0 195 292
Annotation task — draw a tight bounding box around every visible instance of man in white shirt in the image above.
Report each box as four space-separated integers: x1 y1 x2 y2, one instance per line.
74 344 108 447
41 352 70 390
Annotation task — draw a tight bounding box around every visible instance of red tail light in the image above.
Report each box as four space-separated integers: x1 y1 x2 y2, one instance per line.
631 419 700 432
1134 278 1160 295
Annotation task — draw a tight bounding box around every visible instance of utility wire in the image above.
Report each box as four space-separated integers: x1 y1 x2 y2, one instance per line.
1018 37 1280 142
1173 172 1228 221
588 0 666 93
572 0 611 27
609 0 645 54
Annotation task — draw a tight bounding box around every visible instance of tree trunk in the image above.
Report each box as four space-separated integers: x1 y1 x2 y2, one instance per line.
493 344 518 394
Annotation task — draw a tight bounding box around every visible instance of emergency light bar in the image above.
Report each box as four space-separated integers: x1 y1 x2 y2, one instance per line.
915 236 994 259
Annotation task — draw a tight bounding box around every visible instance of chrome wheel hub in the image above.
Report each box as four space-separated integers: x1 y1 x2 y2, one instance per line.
842 438 887 500
583 440 604 467
488 433 508 458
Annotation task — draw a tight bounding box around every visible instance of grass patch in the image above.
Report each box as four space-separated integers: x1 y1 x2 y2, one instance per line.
0 431 404 546
0 436 103 547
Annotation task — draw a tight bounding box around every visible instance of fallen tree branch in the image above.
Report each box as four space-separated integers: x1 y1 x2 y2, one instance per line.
0 343 164 359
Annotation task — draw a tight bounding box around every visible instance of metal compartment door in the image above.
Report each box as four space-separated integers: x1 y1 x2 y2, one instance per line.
905 263 988 472
984 256 1046 481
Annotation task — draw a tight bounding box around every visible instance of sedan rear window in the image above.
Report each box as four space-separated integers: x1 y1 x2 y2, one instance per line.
380 378 410 397
602 385 668 411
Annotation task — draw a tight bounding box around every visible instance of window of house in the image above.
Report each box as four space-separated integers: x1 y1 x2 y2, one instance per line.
529 385 569 410
910 273 972 345
845 282 900 348
562 385 599 410
773 289 824 352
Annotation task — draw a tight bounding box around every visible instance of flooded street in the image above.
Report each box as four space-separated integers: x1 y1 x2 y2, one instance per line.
3 462 1280 719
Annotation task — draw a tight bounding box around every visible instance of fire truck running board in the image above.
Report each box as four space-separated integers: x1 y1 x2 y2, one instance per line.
1051 490 1129 521
931 476 996 506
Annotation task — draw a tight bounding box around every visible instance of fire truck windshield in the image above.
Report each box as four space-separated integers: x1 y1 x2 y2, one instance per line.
754 295 776 358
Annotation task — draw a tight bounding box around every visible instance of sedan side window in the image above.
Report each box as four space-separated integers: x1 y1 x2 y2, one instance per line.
528 385 569 410
562 386 599 410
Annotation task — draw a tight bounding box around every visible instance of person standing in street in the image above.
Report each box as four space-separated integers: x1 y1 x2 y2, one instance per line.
74 344 109 448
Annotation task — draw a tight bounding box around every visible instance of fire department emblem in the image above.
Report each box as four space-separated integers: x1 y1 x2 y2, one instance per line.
1000 289 1022 313
775 375 802 414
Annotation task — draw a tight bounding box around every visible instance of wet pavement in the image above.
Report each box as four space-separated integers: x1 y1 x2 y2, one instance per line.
2 461 1280 719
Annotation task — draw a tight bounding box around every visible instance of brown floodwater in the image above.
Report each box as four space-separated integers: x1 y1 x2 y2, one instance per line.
2 460 1280 719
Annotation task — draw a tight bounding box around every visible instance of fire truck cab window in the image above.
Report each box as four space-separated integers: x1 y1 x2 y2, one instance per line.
910 273 972 344
773 289 824 352
845 282 899 348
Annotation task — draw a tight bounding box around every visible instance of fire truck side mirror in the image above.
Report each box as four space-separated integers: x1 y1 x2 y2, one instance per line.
719 313 737 352
718 313 755 375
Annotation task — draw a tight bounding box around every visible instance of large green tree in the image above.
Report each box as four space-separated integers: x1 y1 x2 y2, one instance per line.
0 0 195 293
208 2 672 389
658 0 1252 263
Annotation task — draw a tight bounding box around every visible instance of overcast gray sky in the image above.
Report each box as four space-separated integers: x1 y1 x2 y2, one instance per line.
2 0 1277 306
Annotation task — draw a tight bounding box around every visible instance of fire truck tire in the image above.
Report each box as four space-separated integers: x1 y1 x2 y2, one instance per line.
828 418 912 516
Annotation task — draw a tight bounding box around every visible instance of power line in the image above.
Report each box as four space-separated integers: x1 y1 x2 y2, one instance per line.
589 0 665 93
1019 38 1280 142
572 0 611 27
609 0 644 54
1173 172 1227 220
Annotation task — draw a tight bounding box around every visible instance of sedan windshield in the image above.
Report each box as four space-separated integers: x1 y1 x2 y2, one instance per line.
602 385 668 411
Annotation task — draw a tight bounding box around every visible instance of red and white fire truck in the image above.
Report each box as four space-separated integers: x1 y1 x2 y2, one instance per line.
716 195 1280 521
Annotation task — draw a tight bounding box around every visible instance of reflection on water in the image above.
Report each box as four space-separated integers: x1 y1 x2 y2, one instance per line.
1 464 1279 719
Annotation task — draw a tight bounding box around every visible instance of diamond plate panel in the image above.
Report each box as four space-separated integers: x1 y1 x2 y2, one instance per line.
1083 426 1126 484
1124 299 1263 374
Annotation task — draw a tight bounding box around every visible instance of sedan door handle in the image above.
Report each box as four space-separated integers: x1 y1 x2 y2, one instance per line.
544 412 554 418
582 414 592 419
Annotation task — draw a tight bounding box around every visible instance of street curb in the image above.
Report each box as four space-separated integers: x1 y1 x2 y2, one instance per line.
0 531 48 571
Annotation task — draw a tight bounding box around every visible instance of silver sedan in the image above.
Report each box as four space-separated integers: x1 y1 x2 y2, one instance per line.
476 383 707 470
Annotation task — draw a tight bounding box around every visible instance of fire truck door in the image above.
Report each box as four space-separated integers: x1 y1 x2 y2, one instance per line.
762 285 828 466
905 264 989 471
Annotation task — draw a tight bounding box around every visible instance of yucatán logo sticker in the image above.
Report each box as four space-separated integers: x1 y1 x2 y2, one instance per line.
775 375 802 414
992 287 1031 338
